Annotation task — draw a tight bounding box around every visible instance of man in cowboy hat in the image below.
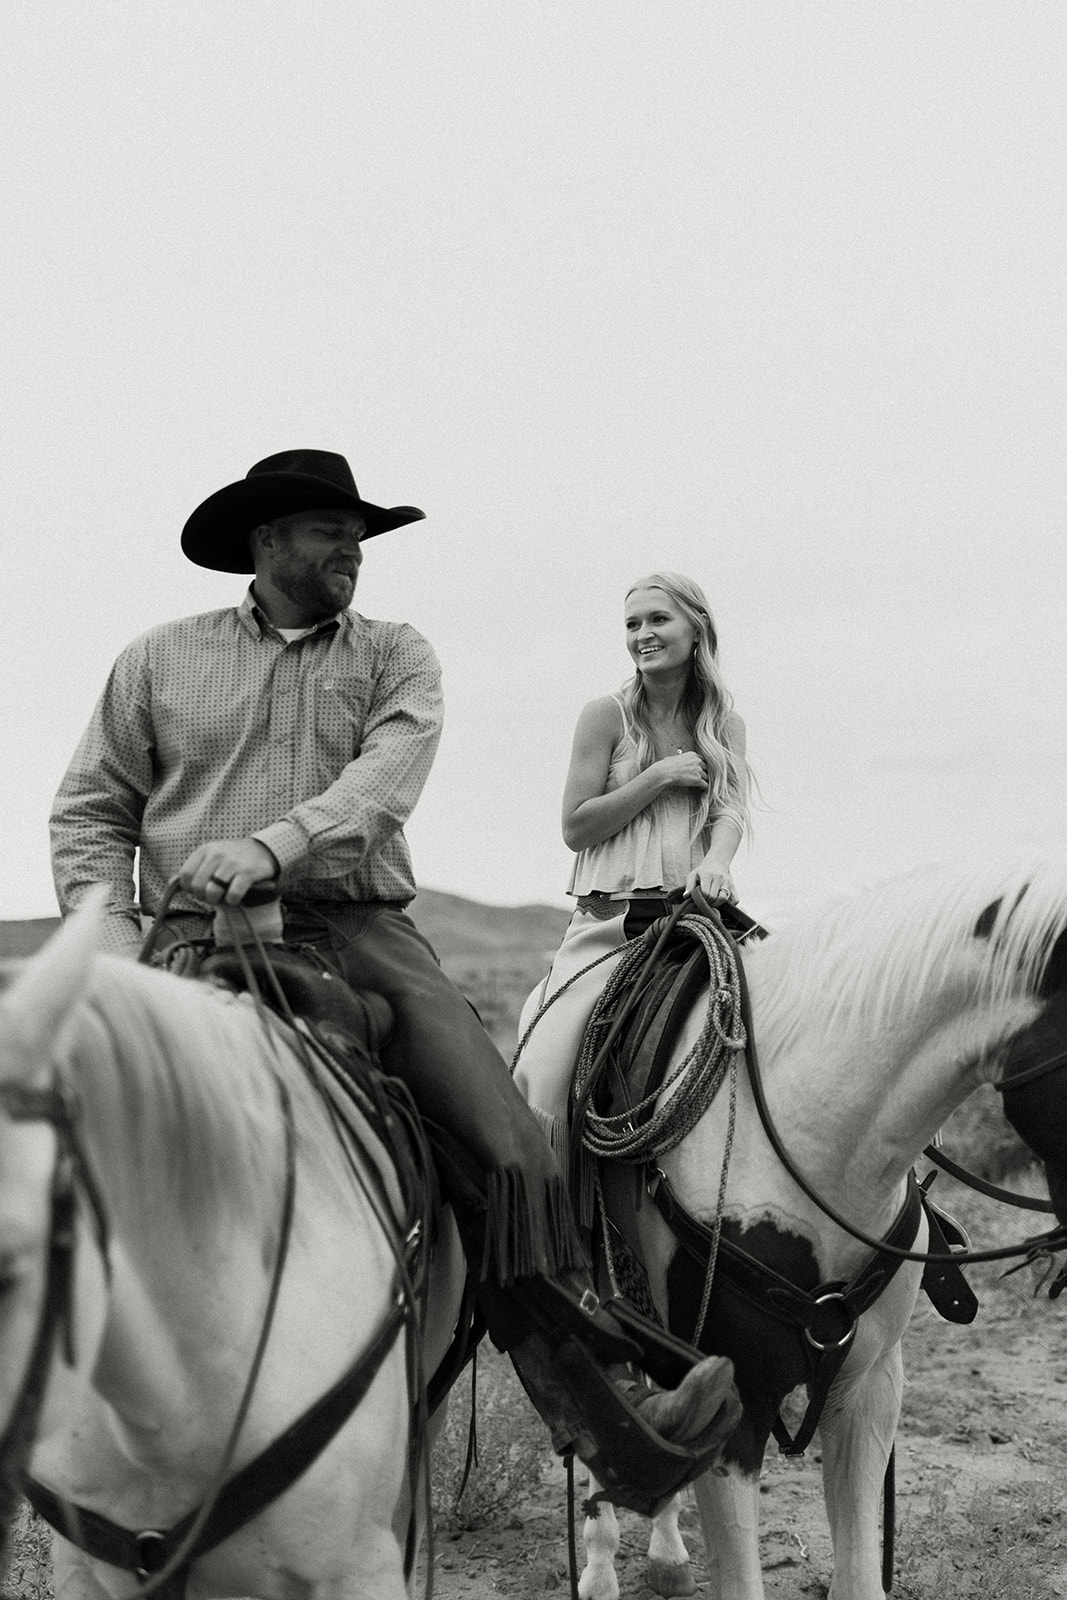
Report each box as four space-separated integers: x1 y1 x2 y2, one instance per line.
50 449 740 1511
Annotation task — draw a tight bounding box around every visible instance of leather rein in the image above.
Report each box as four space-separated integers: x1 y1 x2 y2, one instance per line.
725 924 1067 1268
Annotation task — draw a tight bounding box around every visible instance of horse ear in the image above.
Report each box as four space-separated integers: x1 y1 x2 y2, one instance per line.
974 884 1030 942
975 885 1066 995
0 886 109 1079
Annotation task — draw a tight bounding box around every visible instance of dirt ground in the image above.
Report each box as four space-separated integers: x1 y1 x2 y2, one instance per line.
423 1190 1067 1600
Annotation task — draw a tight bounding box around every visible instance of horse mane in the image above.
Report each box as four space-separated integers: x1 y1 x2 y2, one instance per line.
60 957 292 1225
757 859 1067 1050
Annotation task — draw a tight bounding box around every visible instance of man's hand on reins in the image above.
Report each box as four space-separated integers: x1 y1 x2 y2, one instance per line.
179 838 280 906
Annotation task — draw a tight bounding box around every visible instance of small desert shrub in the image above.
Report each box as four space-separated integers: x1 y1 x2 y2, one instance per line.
431 1341 554 1530
5 1503 53 1600
444 961 547 1056
895 1477 1066 1599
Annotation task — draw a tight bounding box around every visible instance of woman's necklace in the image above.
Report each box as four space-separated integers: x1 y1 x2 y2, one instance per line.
654 717 692 758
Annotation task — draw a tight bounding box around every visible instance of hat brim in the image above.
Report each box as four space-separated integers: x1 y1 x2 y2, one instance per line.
181 473 426 573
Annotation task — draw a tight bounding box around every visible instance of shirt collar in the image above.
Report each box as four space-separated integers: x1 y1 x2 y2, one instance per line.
237 586 350 640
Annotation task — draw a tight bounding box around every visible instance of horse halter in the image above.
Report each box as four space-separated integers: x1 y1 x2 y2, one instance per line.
0 1078 110 1536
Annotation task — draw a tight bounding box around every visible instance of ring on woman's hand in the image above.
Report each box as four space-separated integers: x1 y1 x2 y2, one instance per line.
208 874 230 888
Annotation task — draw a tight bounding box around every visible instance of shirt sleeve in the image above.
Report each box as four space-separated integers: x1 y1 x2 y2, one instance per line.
253 623 444 879
49 637 154 952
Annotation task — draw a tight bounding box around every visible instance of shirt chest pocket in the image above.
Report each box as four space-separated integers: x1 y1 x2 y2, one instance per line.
309 674 371 772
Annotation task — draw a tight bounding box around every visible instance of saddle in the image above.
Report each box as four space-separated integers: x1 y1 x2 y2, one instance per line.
190 931 484 1419
587 929 711 1123
199 941 395 1079
578 897 767 1125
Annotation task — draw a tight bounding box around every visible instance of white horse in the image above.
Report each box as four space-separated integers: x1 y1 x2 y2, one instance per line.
0 895 467 1600
519 860 1067 1600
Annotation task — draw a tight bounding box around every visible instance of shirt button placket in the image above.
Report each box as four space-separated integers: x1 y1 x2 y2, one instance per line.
268 649 299 803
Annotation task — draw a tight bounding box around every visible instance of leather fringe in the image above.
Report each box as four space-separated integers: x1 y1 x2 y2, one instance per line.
528 1106 571 1176
481 1166 583 1286
576 1144 598 1233
530 1105 595 1235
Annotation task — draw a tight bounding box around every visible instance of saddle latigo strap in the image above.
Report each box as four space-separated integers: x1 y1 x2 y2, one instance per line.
918 1186 979 1323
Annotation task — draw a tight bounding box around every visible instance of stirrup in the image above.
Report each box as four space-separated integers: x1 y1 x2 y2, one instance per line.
598 1293 714 1390
544 1335 736 1518
922 1194 971 1253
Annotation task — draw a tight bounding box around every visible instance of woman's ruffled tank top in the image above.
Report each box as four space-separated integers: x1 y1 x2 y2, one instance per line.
567 696 715 899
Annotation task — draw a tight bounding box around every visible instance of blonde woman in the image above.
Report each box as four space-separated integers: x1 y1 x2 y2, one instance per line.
515 572 753 1157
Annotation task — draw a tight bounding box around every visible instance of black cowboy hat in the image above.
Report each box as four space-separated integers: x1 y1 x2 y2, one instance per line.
180 449 426 573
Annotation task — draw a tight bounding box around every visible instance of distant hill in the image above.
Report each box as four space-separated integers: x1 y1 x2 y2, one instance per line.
0 889 567 967
0 918 61 959
409 888 568 966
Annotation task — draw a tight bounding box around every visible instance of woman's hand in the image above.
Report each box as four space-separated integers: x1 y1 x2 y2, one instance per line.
684 860 737 904
658 751 707 789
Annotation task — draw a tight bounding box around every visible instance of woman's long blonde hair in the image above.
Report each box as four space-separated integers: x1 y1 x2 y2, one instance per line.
622 571 751 841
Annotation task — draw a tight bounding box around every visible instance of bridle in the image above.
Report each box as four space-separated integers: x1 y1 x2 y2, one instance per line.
33 897 441 1600
1 1061 302 1600
1 891 455 1600
0 1080 111 1535
5 975 430 1600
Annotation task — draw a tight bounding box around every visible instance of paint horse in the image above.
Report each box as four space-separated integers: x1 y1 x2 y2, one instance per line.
0 894 468 1600
521 861 1067 1600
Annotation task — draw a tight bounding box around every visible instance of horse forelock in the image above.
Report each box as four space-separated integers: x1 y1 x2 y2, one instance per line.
757 860 1067 1050
58 958 289 1226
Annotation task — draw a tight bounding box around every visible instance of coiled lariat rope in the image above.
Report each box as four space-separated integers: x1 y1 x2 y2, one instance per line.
571 912 748 1346
575 912 747 1164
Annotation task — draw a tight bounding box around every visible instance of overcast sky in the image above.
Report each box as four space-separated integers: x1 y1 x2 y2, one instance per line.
2 2 1064 926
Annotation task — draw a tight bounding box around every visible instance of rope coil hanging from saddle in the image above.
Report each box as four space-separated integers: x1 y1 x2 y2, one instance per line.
568 906 748 1327
573 909 746 1163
